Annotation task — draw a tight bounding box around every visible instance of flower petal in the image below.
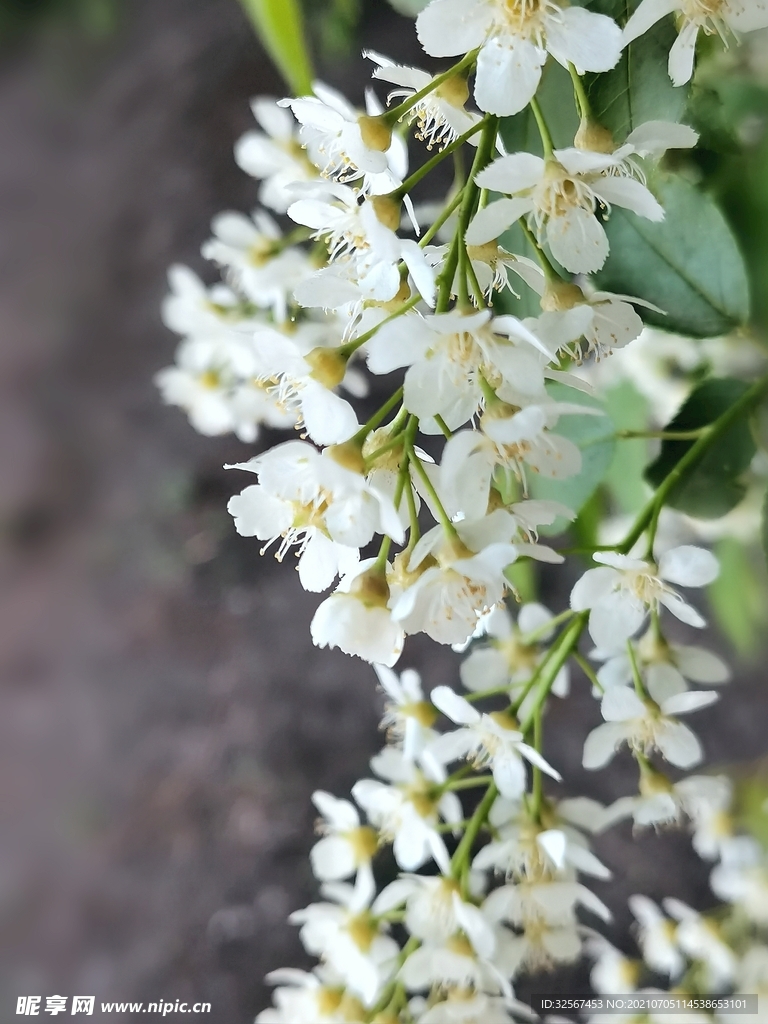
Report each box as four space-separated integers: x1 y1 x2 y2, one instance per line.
658 545 719 587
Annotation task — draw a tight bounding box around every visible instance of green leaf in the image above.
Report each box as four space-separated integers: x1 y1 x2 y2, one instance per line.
762 484 768 570
595 174 750 337
530 383 616 534
708 538 768 657
645 378 756 518
239 0 313 95
583 0 687 139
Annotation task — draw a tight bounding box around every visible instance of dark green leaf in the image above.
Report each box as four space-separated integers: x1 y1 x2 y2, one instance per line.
645 378 755 518
530 383 616 533
595 174 750 337
583 0 687 139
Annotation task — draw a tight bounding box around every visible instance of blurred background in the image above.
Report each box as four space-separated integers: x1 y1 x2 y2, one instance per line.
0 1 767 1021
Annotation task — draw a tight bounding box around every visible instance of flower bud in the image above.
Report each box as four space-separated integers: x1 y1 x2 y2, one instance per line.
358 114 393 153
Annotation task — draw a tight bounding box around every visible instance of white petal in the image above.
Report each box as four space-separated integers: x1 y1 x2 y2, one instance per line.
622 0 679 44
658 591 706 628
593 176 665 222
583 721 628 769
431 685 481 725
300 383 359 446
465 197 533 246
546 7 623 73
460 647 510 692
601 685 646 722
589 594 646 650
668 20 699 87
475 152 545 194
625 120 699 156
655 720 703 768
658 545 719 587
310 835 357 880
537 829 567 869
416 0 494 56
516 742 561 780
492 752 528 799
726 0 768 31
661 689 719 716
298 533 347 592
673 644 730 684
646 663 687 704
474 36 545 116
546 206 609 274
569 566 618 610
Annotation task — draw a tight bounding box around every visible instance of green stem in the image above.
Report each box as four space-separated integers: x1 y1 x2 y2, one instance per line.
627 640 649 701
520 220 559 282
617 428 709 441
434 414 453 439
384 49 480 124
451 781 499 880
568 62 592 120
407 443 459 538
444 775 494 791
518 612 588 734
351 387 404 444
530 96 554 158
464 684 514 702
339 296 420 358
574 652 604 694
394 118 490 200
456 117 498 308
419 190 464 248
364 431 407 468
617 373 768 555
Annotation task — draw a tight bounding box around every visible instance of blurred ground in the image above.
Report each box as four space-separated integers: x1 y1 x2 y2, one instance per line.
0 2 766 1022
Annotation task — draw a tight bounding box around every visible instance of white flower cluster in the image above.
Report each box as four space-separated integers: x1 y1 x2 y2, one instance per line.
154 0 768 1020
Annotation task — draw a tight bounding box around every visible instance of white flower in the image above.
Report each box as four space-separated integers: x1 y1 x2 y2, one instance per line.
529 289 647 361
587 937 640 995
155 335 291 442
583 685 718 770
417 992 523 1023
483 880 609 974
352 747 459 873
256 967 366 1024
460 603 570 698
374 664 438 760
711 837 768 924
416 0 622 117
623 0 768 87
290 881 399 1006
288 183 436 306
601 771 733 848
664 897 737 989
366 309 550 431
570 546 719 651
250 325 360 446
390 533 521 646
226 442 403 588
595 632 730 700
427 686 560 799
160 264 260 339
467 148 665 274
281 81 407 194
473 820 610 881
309 791 378 887
397 930 515 996
201 210 312 321
312 564 406 667
629 894 684 978
366 50 483 150
374 874 495 955
234 98 319 213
